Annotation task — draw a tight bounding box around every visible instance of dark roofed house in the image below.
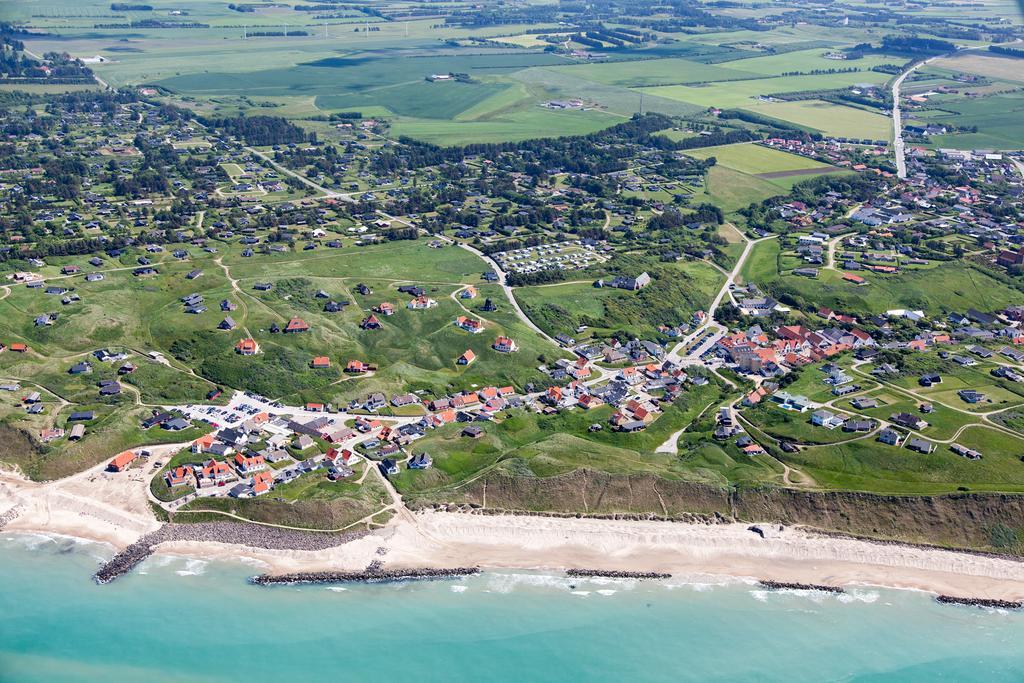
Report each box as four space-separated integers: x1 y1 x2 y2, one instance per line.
408 453 433 470
878 428 902 446
162 417 191 431
843 419 873 433
141 411 172 429
907 438 935 454
958 389 986 404
69 362 92 375
850 397 878 410
891 412 927 430
966 309 997 326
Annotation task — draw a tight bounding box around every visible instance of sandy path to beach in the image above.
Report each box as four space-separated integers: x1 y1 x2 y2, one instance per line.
3 458 1024 600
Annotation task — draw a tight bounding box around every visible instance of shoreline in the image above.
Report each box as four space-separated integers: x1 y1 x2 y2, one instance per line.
5 511 1024 601
3 462 1024 600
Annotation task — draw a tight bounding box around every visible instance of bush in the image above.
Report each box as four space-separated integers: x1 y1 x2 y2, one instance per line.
989 523 1018 549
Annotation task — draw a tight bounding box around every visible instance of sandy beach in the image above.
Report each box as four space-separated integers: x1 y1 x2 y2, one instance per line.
3 459 1024 600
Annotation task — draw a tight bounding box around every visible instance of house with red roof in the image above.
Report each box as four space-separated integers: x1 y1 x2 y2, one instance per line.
235 338 259 355
165 466 192 487
198 459 234 487
407 295 437 310
492 336 517 353
455 316 483 333
360 314 381 330
310 356 331 369
374 302 395 316
284 317 310 333
234 453 268 474
191 433 216 453
457 349 476 365
107 450 137 472
568 357 592 379
431 408 456 427
251 471 274 496
326 447 362 467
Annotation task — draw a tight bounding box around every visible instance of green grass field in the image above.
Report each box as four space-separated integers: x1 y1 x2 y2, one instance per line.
683 143 847 213
738 239 1024 316
548 58 759 87
752 99 892 139
696 166 788 213
684 143 833 173
513 260 724 340
782 427 1024 494
640 71 890 110
918 91 1024 151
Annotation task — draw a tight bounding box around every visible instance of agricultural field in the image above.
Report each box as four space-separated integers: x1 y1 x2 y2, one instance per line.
752 100 892 139
685 143 836 174
683 143 848 213
640 71 890 110
548 57 759 87
697 166 790 213
930 53 1024 84
917 91 1024 151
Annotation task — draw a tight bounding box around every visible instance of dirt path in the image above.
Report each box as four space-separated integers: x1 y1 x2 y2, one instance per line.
214 256 253 338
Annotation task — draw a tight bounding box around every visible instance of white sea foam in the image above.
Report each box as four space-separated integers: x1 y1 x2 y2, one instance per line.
596 589 617 596
450 585 468 593
325 586 348 592
175 559 208 576
837 589 879 604
2 531 113 562
571 590 591 597
484 572 576 594
750 587 850 605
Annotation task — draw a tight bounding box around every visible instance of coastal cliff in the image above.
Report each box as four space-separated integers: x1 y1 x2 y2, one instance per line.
405 469 1024 555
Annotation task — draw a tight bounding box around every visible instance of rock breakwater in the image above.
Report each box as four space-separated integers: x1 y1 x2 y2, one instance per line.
565 569 672 579
94 522 369 584
759 580 845 594
936 595 1022 610
251 567 480 586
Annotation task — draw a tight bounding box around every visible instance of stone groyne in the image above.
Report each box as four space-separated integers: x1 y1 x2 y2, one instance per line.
935 595 1022 610
93 522 369 584
758 580 845 594
565 569 672 580
251 567 481 586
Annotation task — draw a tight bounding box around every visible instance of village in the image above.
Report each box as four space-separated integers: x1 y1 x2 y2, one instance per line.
1 81 1023 522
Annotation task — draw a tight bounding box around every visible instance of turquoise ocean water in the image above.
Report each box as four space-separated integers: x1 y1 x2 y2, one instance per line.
2 532 1024 682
